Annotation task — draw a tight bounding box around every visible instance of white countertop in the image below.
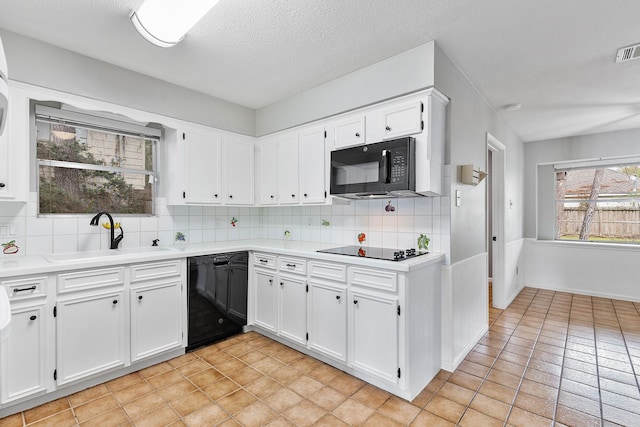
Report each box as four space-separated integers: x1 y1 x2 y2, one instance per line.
0 240 444 278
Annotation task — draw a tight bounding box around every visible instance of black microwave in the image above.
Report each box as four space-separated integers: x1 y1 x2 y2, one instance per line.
330 137 418 199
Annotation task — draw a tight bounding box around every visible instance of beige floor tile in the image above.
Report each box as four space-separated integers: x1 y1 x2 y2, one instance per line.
312 413 349 426
227 365 264 386
332 398 375 425
507 407 554 427
283 399 325 426
362 412 404 426
264 416 296 427
106 373 145 393
182 404 229 427
288 375 324 399
168 390 211 417
352 384 391 409
458 408 503 427
175 359 209 377
435 382 475 406
424 395 465 424
376 396 421 424
156 379 197 402
410 409 456 426
80 407 128 427
555 404 602 427
166 351 197 368
306 364 341 384
234 401 277 427
146 369 183 389
68 384 110 407
312 386 348 411
201 377 241 400
328 372 365 396
244 376 282 399
213 358 247 376
122 392 165 420
447 370 483 391
238 350 267 365
27 409 77 427
513 390 556 419
112 381 154 405
469 393 510 422
189 368 225 389
74 394 119 423
0 412 23 427
138 361 172 378
270 365 304 385
218 389 257 414
252 357 286 375
264 388 303 413
131 406 178 427
273 348 304 364
23 397 71 424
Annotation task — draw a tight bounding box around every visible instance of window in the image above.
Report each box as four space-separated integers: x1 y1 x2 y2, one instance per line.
555 161 640 243
35 105 160 215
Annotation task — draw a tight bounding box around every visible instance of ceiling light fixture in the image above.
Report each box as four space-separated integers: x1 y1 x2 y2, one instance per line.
131 0 220 48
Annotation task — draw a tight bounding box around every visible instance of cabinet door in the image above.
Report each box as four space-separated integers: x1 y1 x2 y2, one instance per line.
257 139 279 205
0 305 47 403
254 270 277 333
380 100 423 140
350 289 398 383
223 136 254 205
334 115 365 149
183 131 222 204
278 276 307 346
131 282 182 363
299 126 326 204
308 281 346 362
56 291 125 386
277 133 299 204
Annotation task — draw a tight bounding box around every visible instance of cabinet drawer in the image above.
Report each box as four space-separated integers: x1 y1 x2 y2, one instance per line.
278 257 306 275
1 276 48 301
57 267 125 293
253 253 276 270
349 267 397 292
130 260 181 284
308 261 347 282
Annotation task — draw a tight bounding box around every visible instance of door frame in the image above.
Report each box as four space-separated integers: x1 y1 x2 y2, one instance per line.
487 133 507 309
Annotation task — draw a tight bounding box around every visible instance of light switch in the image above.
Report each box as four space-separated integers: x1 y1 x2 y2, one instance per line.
455 190 461 207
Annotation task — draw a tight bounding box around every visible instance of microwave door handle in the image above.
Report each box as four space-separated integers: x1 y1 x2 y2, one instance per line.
382 150 391 183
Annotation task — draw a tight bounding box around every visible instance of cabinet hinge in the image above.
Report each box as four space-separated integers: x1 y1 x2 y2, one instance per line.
397 305 401 316
421 102 424 113
306 284 308 293
53 369 57 381
182 191 186 199
324 191 327 198
324 130 327 138
421 120 424 131
306 332 309 341
53 306 57 318
397 368 401 379
182 132 186 140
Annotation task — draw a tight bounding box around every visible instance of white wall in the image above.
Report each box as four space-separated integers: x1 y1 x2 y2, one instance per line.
0 30 255 136
523 127 640 301
256 43 435 136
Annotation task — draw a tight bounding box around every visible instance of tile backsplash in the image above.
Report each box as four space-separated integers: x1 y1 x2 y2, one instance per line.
0 191 451 263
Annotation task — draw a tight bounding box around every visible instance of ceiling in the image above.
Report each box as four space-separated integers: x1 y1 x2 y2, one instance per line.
0 0 639 142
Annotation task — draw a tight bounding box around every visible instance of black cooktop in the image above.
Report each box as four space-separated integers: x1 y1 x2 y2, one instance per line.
317 245 428 261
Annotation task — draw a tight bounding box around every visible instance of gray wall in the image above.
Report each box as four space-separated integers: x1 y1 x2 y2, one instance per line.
433 44 524 263
524 128 640 239
256 43 436 136
0 30 255 136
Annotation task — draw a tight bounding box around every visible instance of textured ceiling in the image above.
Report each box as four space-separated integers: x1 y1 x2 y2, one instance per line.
0 0 639 142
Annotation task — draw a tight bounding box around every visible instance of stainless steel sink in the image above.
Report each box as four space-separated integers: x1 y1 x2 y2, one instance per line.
43 246 179 263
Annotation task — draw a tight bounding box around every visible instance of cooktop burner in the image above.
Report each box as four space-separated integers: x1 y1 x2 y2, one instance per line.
317 245 428 261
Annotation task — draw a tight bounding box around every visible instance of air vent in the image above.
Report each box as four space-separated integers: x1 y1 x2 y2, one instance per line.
615 44 640 63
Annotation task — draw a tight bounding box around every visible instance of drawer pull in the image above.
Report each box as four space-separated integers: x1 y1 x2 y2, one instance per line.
138 295 143 300
285 263 296 268
112 300 118 305
336 295 341 300
13 286 37 293
353 299 359 305
259 259 268 264
30 315 37 321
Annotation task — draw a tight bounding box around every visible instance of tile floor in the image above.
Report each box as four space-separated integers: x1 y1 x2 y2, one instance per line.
2 286 640 426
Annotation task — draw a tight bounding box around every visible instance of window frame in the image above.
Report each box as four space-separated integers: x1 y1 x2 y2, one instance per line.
34 104 161 217
553 157 640 245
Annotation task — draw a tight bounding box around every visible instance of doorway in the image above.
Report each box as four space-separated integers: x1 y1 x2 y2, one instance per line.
487 133 506 310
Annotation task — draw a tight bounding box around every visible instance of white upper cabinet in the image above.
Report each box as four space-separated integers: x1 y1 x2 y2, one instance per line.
333 115 365 149
277 132 300 204
367 99 423 143
0 86 28 202
299 126 326 204
257 137 279 205
223 135 255 205
182 130 222 204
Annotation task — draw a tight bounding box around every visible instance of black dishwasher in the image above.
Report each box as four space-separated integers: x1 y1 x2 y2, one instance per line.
187 252 248 351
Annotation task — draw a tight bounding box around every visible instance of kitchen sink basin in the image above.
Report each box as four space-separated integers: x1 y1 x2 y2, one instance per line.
43 246 179 263
0 286 10 345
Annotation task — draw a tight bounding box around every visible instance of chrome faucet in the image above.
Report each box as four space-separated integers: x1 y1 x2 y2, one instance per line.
90 211 124 249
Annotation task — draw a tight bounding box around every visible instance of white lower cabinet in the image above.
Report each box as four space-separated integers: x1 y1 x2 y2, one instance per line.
56 290 125 386
0 304 48 403
253 269 277 333
278 275 307 346
130 281 183 363
308 280 346 362
349 288 399 383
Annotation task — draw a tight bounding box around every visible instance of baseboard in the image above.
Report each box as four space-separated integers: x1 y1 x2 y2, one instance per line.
441 324 488 372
